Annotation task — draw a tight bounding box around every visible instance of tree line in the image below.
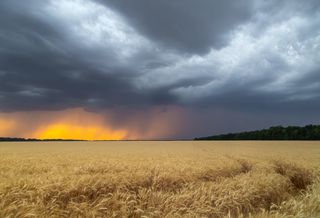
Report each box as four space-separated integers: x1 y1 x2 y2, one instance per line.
195 125 320 140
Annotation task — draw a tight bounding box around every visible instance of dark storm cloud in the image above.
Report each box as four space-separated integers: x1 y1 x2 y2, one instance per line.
0 0 177 111
0 0 320 135
97 0 254 54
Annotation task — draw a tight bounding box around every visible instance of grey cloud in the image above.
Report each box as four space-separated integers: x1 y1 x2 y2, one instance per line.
98 0 254 54
0 0 176 111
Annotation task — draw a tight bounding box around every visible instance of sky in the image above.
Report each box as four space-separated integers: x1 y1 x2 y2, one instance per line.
0 0 320 140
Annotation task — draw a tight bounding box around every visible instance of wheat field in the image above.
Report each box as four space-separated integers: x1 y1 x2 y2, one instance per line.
0 141 320 218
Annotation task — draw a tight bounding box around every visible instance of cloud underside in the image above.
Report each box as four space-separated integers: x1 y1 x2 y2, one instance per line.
0 0 320 137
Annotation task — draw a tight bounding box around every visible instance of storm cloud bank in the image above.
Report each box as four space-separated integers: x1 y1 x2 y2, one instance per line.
0 0 320 138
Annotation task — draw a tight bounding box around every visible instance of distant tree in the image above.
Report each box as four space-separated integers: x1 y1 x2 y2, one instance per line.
195 124 320 140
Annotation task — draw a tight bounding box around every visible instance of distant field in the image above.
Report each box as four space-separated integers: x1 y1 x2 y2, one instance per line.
0 141 320 217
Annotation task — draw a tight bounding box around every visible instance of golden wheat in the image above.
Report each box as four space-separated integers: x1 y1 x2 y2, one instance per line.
0 141 319 217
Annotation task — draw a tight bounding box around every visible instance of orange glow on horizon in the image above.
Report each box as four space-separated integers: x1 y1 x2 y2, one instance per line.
0 106 185 140
30 108 128 140
0 108 129 140
34 123 127 140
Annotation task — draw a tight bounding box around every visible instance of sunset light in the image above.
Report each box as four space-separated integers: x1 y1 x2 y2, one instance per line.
34 123 127 140
0 108 129 140
0 107 186 140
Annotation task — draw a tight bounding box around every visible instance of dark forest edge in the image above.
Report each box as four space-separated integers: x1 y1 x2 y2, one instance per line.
195 125 320 140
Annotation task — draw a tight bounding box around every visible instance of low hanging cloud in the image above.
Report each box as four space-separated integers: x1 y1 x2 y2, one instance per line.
0 0 320 138
96 0 255 54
